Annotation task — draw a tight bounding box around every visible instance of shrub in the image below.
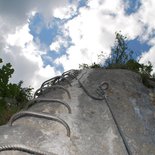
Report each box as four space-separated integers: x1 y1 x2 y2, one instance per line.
0 57 33 125
78 32 155 88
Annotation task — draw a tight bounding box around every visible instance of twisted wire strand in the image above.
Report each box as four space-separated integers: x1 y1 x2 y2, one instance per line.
41 75 71 88
51 76 72 86
62 70 79 79
41 76 67 88
0 144 56 155
25 98 71 114
50 85 71 99
104 97 132 155
0 70 76 154
34 70 77 98
62 69 76 76
78 70 131 155
78 79 105 100
34 85 71 99
8 111 71 137
41 76 60 88
62 73 75 79
78 70 109 100
34 87 47 98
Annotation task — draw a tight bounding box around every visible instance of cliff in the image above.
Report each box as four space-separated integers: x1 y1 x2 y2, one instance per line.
0 69 155 155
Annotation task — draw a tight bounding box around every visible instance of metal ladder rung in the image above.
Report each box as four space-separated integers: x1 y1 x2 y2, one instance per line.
8 111 71 137
25 98 72 114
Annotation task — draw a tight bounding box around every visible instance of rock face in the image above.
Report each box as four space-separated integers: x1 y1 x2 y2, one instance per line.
0 69 155 155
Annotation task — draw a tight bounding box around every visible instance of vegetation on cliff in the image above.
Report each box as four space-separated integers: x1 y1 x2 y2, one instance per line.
79 32 155 88
0 58 33 125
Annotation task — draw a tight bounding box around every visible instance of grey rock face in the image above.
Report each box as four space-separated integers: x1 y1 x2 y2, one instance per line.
0 69 155 155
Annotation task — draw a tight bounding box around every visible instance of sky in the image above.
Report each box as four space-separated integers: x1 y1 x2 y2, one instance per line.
0 0 155 90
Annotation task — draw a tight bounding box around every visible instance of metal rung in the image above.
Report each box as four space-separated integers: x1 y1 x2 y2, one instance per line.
49 85 71 99
25 98 72 113
8 111 71 137
62 70 78 78
62 70 78 79
34 87 47 98
52 76 72 86
34 85 71 99
41 76 60 88
41 76 71 88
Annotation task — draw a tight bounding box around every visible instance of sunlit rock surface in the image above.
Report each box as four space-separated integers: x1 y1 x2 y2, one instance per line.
0 69 155 155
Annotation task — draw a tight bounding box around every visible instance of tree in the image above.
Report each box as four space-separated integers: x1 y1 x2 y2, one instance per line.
103 32 154 88
105 32 133 67
0 57 33 124
78 32 155 88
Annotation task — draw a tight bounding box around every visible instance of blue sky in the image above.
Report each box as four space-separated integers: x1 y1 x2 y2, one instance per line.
0 0 155 90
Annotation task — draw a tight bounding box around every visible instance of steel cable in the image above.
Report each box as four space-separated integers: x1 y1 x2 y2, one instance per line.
78 70 131 155
104 97 132 155
0 144 56 155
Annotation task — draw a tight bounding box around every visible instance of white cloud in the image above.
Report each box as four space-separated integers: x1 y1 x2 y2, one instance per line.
53 4 77 19
1 22 60 90
0 0 68 27
0 0 68 90
139 45 155 73
134 0 155 71
7 24 33 48
138 0 155 28
1 0 155 91
54 0 144 71
50 41 61 52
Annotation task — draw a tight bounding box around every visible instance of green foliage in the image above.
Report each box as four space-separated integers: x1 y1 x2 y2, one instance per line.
79 62 101 69
0 57 33 125
0 59 14 97
79 63 89 69
90 62 101 68
104 32 155 88
79 32 155 88
126 59 141 72
105 32 133 67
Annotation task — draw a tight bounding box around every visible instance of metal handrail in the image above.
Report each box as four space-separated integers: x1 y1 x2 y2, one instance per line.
49 85 71 99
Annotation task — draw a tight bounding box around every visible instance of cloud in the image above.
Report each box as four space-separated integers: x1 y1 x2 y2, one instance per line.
2 24 60 90
139 46 155 73
138 0 155 28
50 36 68 52
0 0 68 26
134 0 155 72
6 24 33 48
54 0 144 71
0 0 155 91
0 0 68 90
53 4 77 20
